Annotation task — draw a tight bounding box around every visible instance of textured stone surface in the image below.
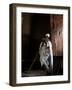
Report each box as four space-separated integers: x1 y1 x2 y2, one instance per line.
50 15 63 56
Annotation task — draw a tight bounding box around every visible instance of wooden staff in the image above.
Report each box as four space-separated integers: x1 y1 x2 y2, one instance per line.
28 53 38 72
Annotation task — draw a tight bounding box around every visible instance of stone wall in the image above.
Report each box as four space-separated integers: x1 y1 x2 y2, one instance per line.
50 15 63 56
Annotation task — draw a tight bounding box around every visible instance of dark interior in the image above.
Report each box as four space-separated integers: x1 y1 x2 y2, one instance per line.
22 13 63 77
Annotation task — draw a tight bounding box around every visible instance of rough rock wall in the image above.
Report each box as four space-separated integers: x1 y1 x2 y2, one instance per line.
50 15 63 56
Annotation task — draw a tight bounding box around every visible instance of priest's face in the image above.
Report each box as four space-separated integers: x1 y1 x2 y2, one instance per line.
45 36 49 42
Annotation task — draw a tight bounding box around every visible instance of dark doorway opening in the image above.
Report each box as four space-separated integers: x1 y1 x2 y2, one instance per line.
22 13 51 76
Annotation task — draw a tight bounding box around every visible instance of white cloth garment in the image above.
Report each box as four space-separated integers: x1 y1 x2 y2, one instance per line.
39 40 53 71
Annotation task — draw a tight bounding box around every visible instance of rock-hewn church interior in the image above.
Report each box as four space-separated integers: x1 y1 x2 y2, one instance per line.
21 13 63 77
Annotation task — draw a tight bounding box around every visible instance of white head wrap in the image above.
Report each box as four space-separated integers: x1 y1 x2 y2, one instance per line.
45 33 50 38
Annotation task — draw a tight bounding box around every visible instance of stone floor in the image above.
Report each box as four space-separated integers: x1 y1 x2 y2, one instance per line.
22 70 47 77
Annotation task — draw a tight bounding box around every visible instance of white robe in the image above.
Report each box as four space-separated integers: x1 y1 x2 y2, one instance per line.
39 40 53 71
